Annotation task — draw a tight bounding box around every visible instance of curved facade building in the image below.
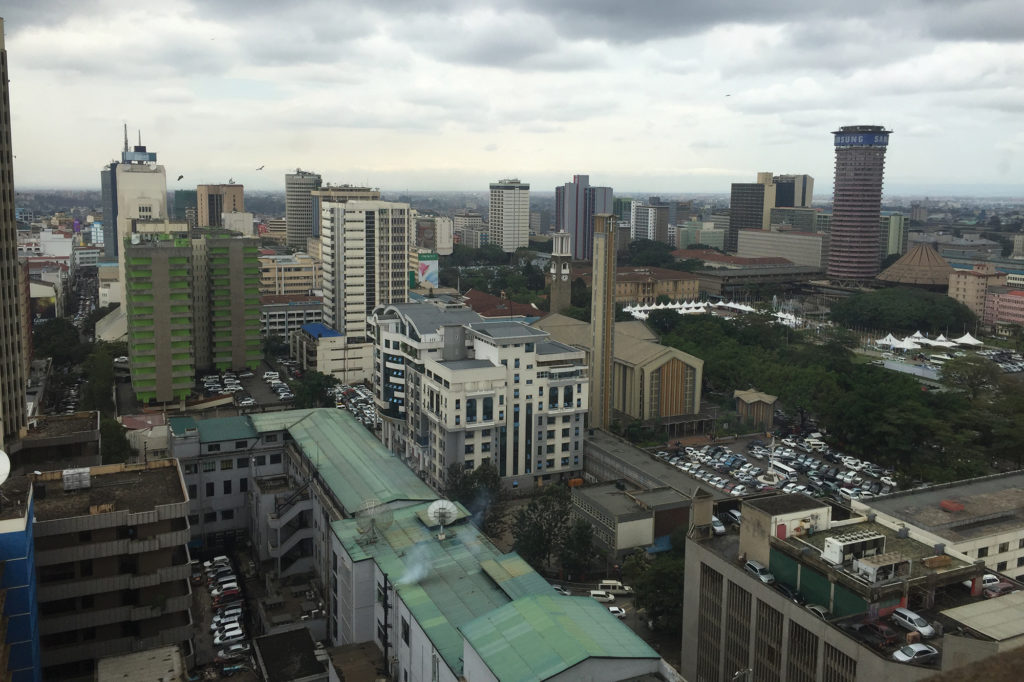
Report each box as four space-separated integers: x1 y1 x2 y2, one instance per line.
826 125 892 281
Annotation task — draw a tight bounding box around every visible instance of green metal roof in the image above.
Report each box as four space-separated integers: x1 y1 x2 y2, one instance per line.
168 415 257 443
249 409 436 510
459 594 659 681
333 503 552 675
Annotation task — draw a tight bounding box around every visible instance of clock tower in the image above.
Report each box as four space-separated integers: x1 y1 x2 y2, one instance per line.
549 231 572 315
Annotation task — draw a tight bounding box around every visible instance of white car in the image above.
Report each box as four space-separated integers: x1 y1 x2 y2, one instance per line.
211 614 242 631
213 627 246 646
217 643 251 660
608 606 627 619
203 556 230 570
891 643 938 664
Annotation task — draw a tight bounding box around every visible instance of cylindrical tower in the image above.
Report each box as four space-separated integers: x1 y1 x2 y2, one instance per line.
826 125 892 281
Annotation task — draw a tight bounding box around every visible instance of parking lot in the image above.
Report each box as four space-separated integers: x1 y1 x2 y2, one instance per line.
650 435 899 507
191 554 259 680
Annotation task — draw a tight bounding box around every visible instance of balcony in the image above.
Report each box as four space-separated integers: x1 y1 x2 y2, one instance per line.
38 560 189 602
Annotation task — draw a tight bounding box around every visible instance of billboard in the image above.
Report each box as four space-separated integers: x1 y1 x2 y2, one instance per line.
416 253 439 288
834 132 889 147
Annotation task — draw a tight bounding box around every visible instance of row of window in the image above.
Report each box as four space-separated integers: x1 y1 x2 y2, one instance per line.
182 452 282 474
976 537 1024 559
187 477 249 499
188 509 235 525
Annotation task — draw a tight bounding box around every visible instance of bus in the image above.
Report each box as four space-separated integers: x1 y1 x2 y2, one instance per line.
770 462 799 481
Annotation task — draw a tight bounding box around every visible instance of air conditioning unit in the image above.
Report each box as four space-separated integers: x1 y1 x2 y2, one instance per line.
822 531 885 565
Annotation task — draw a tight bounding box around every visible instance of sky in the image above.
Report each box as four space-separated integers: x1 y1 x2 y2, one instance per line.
3 0 1024 197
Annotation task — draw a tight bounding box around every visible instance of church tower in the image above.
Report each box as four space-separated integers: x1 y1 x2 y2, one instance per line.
548 232 572 315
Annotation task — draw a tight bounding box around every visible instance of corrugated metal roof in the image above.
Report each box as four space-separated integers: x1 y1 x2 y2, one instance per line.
168 415 256 443
249 409 436 510
459 594 658 681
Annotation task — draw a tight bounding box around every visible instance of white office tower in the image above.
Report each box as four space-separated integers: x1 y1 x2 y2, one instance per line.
320 200 410 380
488 179 530 253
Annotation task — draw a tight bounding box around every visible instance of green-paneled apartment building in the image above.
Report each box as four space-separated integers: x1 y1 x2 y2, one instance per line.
125 226 260 404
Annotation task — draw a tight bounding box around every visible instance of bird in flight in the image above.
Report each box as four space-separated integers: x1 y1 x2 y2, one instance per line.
177 174 184 181
256 165 265 171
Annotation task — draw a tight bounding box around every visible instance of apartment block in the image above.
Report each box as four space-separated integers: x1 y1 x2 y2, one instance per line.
205 235 262 371
33 461 192 681
285 170 322 250
948 263 1005 320
370 302 588 490
488 179 530 253
257 253 319 295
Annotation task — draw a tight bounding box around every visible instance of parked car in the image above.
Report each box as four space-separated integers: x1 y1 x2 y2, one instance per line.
855 621 903 648
962 573 1000 590
213 627 246 646
216 643 252 661
983 582 1020 599
711 515 726 536
890 608 935 638
589 590 615 603
607 606 627 619
552 585 571 596
891 643 939 664
744 559 774 584
805 604 831 620
775 583 803 604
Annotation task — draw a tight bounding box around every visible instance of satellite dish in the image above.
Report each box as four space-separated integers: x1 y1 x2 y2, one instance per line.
0 451 9 486
355 498 393 545
426 499 459 540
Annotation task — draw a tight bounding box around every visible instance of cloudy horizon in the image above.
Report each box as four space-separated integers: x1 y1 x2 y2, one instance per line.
3 1 1023 197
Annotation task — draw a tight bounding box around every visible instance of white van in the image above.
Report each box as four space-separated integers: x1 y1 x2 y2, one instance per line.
589 590 615 603
890 608 935 638
598 580 633 595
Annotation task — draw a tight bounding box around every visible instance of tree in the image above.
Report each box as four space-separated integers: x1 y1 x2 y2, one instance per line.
263 334 290 358
940 356 1002 400
624 239 676 268
444 461 506 536
33 318 88 366
292 370 340 408
570 277 589 308
511 485 572 570
100 415 135 464
628 552 686 635
558 519 601 580
80 343 116 414
830 287 977 335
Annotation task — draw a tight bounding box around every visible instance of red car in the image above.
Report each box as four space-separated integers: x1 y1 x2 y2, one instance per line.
984 582 1020 599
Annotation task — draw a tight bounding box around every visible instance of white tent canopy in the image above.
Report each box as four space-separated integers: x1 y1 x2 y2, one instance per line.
876 333 899 346
953 332 983 346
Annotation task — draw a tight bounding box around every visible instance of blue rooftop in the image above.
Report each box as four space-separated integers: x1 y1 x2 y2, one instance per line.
301 322 342 339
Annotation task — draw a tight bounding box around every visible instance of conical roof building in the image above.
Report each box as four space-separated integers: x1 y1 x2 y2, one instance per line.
876 243 954 289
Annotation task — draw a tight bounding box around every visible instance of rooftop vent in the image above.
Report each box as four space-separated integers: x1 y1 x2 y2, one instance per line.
940 500 965 513
62 468 91 492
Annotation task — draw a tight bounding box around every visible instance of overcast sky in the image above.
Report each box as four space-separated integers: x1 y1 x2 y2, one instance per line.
4 1 1023 197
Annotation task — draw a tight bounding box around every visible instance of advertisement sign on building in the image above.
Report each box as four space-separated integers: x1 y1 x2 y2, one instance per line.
416 253 439 288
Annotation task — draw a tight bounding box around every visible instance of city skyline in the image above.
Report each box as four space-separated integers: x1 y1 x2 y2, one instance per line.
2 2 1023 196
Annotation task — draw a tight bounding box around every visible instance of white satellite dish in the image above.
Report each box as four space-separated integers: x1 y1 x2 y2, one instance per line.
0 451 10 487
426 499 459 540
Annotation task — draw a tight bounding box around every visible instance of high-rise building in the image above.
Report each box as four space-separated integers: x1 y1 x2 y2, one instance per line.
548 232 572 315
110 129 167 281
555 175 613 261
310 184 380 239
826 125 892 281
319 200 410 381
727 172 776 252
0 20 27 449
204 235 262 371
879 212 908 261
172 189 198 230
488 178 530 253
285 169 322 250
772 173 814 207
590 214 616 430
630 202 669 244
196 183 244 227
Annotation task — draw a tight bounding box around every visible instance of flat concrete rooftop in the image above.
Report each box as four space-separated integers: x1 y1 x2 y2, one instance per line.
33 464 184 522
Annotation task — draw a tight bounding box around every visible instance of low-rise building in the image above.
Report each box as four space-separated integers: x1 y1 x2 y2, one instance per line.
984 287 1024 331
736 229 829 269
573 265 700 305
291 322 370 384
260 293 324 338
258 252 320 295
948 263 1006 320
572 483 690 560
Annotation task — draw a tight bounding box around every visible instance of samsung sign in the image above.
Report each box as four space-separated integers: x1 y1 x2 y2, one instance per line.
834 132 889 147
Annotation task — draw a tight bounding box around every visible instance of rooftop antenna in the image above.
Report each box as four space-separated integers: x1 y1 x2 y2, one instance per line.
355 497 393 546
426 499 458 541
123 123 129 153
138 129 142 147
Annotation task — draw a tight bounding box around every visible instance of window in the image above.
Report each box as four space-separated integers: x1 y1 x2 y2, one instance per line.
481 442 490 452
235 440 247 449
546 444 555 454
1017 557 1024 567
221 510 235 521
223 480 232 495
188 513 199 525
255 455 266 466
465 444 474 454
264 434 278 443
206 482 214 497
561 443 570 452
402 617 410 645
483 399 493 421
514 358 520 369
208 444 221 453
183 463 198 475
202 460 216 472
270 453 282 465
1019 538 1024 550
221 459 233 470
240 478 248 493
978 547 989 558
547 430 555 438
999 542 1009 553
997 561 1007 571
187 484 197 499
237 457 249 468
204 512 217 523
513 389 519 399
562 428 570 438
514 374 520 384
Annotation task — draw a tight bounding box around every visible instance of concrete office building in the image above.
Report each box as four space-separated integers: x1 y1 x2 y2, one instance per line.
171 189 197 229
682 493 993 682
111 137 167 287
827 126 892 281
458 226 488 249
258 252 320 295
770 207 819 233
727 172 776 252
630 202 669 244
948 263 1005 319
196 183 244 227
590 214 616 430
773 174 814 207
488 179 530 253
880 213 909 260
736 229 829 269
0 20 27 449
310 184 380 240
854 471 1024 581
285 169 323 250
555 174 613 260
204 235 262 371
984 288 1024 331
33 461 193 681
573 265 700 305
259 294 323 338
370 302 589 490
0 473 41 682
319 200 410 382
452 210 483 233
